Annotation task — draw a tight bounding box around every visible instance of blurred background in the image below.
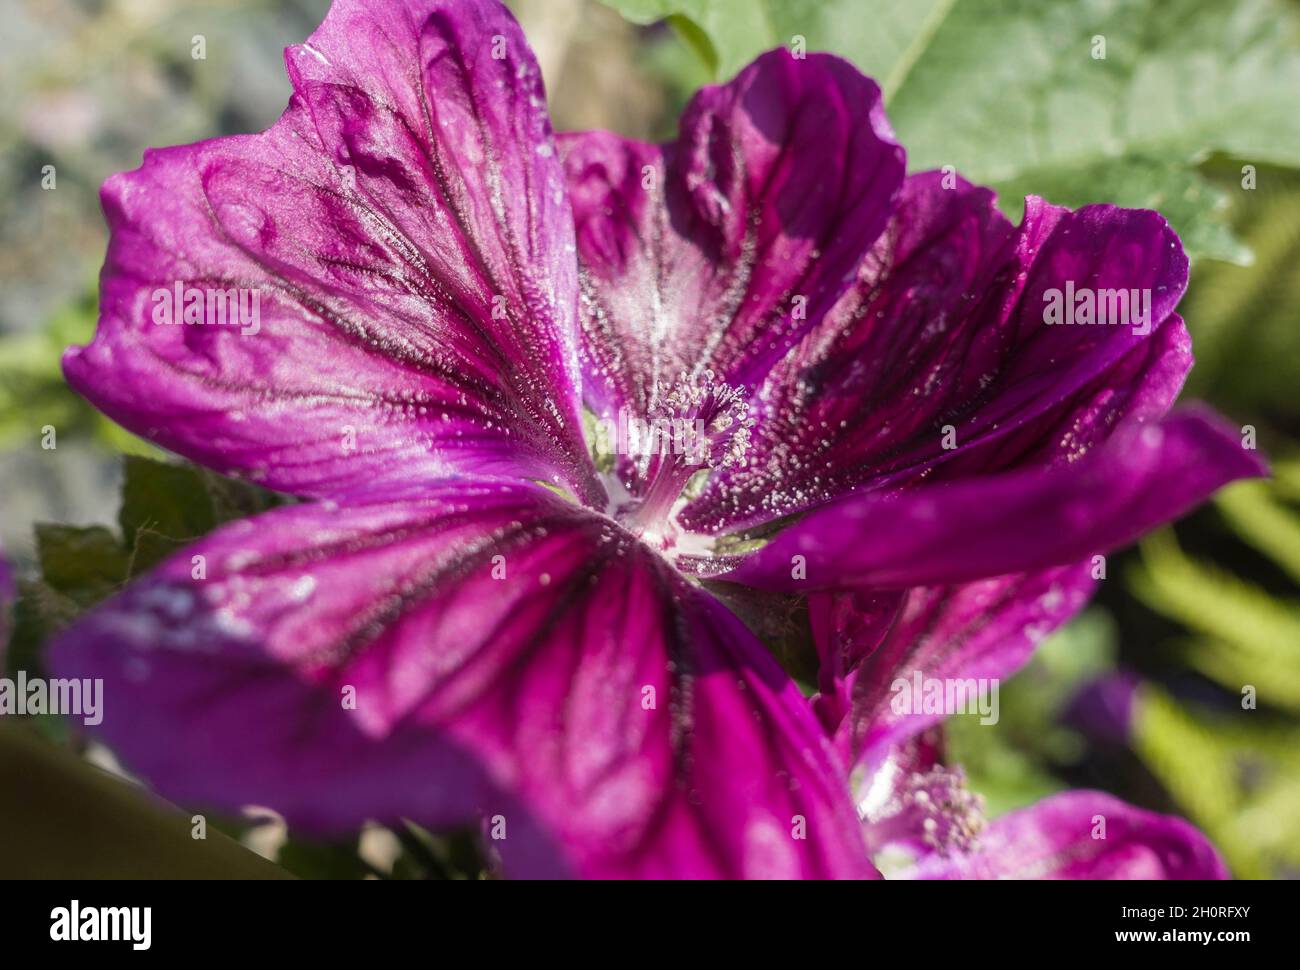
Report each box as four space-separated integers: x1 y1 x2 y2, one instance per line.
2 0 1299 878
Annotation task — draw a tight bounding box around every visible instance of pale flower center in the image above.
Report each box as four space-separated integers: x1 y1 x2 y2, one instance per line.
862 763 987 859
607 370 754 550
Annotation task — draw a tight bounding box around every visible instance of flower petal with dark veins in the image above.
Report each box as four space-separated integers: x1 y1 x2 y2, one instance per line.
48 480 874 879
843 563 1097 762
684 175 1194 534
561 50 905 476
726 408 1265 592
64 0 602 506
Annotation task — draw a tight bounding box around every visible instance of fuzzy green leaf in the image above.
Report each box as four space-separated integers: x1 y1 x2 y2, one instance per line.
603 0 1300 262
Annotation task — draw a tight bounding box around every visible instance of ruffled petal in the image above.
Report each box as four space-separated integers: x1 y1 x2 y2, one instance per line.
806 588 903 737
49 481 873 879
903 791 1228 879
844 563 1097 760
684 176 1193 533
64 0 601 505
807 564 1093 770
727 408 1265 592
560 50 904 446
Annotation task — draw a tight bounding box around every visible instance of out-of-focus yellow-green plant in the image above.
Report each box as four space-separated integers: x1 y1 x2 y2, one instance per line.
1183 166 1300 421
1129 462 1300 878
0 288 155 455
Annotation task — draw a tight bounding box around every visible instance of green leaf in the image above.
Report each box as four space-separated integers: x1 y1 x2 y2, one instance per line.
1180 167 1300 411
199 465 287 524
117 455 286 572
391 821 488 880
1133 686 1300 879
1275 457 1300 505
11 457 291 682
119 456 220 548
1180 636 1300 711
0 288 163 455
127 528 194 578
0 295 96 447
0 722 290 879
601 0 948 90
1132 686 1261 877
603 0 1300 262
1215 479 1300 586
14 459 286 680
1129 528 1300 712
34 524 129 608
276 836 369 880
1132 528 1300 649
991 154 1248 265
5 580 79 680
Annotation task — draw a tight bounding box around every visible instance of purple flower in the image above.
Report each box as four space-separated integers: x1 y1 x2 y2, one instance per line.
1066 670 1143 746
51 0 1261 878
835 616 1225 878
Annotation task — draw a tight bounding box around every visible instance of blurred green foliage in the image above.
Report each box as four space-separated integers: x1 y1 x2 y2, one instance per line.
1126 468 1300 879
607 0 1300 263
0 720 290 879
0 287 160 457
1182 165 1300 426
4 453 485 879
5 457 284 686
946 609 1116 818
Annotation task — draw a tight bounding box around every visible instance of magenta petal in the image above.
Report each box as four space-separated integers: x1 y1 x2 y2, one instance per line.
929 310 1193 482
561 50 904 433
728 408 1265 592
807 589 904 738
684 177 1194 534
905 791 1228 879
846 563 1097 760
64 0 601 505
48 482 873 879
